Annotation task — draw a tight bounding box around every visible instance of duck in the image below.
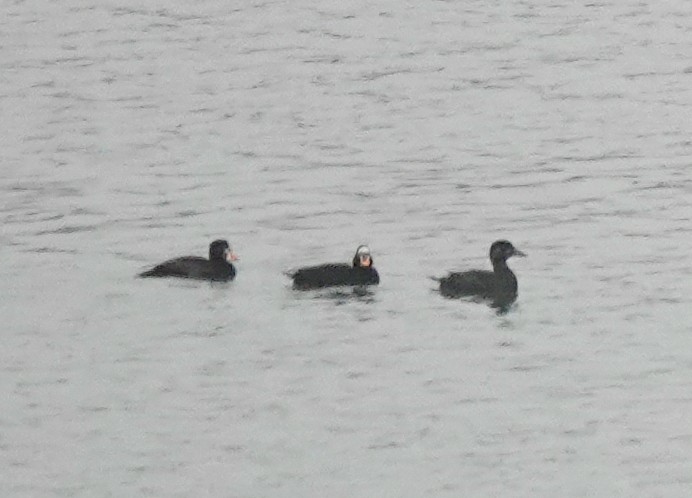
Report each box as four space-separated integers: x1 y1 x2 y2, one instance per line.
139 239 238 281
289 245 380 290
435 240 525 308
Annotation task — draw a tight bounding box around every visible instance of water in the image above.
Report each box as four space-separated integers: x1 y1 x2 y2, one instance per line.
2 1 692 496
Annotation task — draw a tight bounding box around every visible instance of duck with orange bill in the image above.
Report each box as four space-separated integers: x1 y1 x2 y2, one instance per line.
289 245 380 290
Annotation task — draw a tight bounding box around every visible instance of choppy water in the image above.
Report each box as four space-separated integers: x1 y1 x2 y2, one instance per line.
2 1 692 496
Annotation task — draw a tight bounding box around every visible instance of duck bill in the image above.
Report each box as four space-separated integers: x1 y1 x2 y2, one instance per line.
359 255 371 267
225 250 239 262
513 249 527 257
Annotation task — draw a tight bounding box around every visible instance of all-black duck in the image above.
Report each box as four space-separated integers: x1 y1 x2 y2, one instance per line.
435 240 525 309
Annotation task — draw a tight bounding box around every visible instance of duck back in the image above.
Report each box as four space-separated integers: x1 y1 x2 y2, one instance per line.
291 264 379 290
140 257 236 281
438 265 518 307
439 270 496 298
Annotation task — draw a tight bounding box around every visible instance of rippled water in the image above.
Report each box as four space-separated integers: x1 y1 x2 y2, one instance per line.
2 1 692 496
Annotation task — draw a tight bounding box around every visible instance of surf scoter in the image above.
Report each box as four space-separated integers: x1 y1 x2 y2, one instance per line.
289 245 380 290
139 239 238 281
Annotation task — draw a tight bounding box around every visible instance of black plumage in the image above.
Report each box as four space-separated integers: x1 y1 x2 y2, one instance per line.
139 239 238 281
436 240 525 308
289 245 380 290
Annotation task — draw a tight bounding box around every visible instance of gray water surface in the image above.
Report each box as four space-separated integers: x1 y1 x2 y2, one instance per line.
2 1 692 496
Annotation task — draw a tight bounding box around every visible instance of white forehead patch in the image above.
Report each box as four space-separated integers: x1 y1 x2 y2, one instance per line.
356 245 371 256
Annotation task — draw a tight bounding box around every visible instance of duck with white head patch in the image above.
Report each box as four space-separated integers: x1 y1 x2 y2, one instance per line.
289 245 380 290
